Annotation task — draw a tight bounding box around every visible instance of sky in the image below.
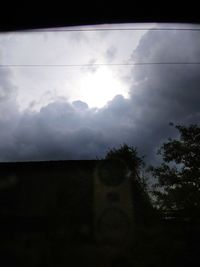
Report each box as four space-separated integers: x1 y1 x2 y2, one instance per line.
0 23 200 164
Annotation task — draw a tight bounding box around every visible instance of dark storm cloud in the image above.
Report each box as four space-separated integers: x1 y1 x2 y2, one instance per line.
127 29 200 162
8 97 136 161
8 101 109 161
0 29 200 163
0 68 20 161
0 93 134 161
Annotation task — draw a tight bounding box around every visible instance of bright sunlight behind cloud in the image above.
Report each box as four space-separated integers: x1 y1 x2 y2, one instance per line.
71 66 128 108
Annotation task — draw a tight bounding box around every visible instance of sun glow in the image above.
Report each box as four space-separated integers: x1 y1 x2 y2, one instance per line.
76 67 128 108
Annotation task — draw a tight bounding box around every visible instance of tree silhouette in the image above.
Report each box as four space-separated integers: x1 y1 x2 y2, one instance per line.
105 144 154 225
105 144 146 190
150 124 200 222
105 144 144 173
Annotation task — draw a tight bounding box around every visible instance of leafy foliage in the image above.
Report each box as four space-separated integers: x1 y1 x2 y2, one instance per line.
150 124 200 221
105 143 145 173
105 144 155 224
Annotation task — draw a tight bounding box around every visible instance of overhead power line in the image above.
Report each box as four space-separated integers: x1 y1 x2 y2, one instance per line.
0 62 200 68
20 28 200 33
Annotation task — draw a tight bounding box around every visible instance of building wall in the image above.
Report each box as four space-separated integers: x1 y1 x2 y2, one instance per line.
0 160 135 242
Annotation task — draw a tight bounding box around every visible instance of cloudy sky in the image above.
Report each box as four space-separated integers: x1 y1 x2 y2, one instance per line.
0 23 200 163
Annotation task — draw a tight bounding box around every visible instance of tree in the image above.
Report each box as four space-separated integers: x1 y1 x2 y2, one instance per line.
105 144 154 224
105 144 147 191
105 144 144 174
150 124 200 222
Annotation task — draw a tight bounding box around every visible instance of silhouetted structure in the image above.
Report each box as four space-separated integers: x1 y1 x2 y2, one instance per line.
1 159 199 266
0 160 154 266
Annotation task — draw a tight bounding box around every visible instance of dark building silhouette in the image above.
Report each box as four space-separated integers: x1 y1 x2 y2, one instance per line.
0 160 153 266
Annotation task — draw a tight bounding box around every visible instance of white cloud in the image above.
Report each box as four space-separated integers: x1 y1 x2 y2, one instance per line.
0 26 145 111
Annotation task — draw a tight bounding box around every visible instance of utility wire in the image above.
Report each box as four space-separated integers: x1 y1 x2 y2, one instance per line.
21 28 200 33
0 62 200 67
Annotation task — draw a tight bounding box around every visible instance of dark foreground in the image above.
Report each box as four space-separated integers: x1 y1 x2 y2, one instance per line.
0 160 199 266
